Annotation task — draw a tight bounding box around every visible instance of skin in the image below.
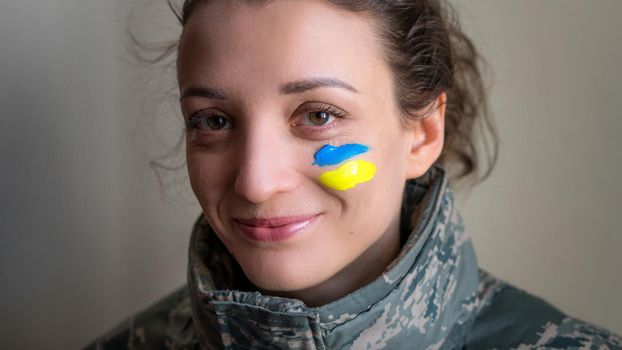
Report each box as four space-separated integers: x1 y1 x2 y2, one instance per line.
177 0 446 307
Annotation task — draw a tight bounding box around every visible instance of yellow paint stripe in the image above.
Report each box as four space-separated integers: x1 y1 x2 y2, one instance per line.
319 160 377 191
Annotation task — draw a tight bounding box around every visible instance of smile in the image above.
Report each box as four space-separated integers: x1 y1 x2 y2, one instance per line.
233 215 319 242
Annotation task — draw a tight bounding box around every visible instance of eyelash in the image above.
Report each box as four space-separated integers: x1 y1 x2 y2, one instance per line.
185 111 230 131
184 102 347 132
298 102 346 118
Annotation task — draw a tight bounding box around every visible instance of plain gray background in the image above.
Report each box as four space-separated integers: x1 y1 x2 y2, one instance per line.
1 0 620 348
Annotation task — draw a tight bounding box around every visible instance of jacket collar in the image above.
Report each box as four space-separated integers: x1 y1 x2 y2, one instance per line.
187 165 480 349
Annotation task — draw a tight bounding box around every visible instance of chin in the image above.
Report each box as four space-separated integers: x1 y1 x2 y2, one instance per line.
240 254 333 293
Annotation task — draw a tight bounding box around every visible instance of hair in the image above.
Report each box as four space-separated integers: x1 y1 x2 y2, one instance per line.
132 0 499 192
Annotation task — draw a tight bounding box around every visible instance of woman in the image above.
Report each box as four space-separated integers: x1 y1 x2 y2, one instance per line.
86 0 622 348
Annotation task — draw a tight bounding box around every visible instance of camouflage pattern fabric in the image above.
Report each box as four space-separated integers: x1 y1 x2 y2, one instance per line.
85 165 622 349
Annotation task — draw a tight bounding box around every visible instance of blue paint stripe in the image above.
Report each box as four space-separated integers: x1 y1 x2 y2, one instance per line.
313 143 369 167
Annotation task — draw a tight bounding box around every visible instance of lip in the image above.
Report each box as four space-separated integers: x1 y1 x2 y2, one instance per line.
233 214 319 242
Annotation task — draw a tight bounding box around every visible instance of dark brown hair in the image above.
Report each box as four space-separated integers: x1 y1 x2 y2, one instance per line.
135 0 499 191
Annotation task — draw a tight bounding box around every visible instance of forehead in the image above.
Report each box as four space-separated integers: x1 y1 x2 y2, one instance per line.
177 0 386 96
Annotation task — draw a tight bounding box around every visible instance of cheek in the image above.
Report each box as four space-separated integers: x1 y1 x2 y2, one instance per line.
338 143 407 222
342 153 405 237
374 129 410 180
186 152 230 206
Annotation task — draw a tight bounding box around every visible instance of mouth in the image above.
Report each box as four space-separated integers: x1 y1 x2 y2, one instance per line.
233 214 319 242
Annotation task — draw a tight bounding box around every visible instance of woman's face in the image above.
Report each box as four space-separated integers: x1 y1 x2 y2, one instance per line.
178 0 442 296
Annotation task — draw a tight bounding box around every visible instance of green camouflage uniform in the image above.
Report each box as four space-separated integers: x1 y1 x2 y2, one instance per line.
85 165 622 349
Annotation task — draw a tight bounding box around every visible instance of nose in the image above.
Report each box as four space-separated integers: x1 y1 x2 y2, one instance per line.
233 125 300 204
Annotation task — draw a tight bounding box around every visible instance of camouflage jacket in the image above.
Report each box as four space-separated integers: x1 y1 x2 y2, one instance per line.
85 165 622 349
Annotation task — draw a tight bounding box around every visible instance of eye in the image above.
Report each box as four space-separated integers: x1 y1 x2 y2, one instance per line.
303 111 335 126
297 103 346 127
186 111 233 131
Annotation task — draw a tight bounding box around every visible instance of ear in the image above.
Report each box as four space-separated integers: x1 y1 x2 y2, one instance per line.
404 92 446 179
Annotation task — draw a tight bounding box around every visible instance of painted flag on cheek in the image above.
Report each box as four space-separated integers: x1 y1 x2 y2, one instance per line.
313 143 377 191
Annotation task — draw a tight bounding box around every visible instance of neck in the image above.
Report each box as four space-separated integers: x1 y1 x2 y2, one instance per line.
258 209 403 308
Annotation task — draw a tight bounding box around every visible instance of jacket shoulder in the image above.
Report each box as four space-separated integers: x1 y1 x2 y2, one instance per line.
83 285 198 350
465 269 622 349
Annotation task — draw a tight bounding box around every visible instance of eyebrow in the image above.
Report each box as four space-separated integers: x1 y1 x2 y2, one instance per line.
179 77 359 101
280 77 359 95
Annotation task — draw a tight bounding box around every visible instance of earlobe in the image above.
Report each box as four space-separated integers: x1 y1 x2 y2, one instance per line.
404 92 447 180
